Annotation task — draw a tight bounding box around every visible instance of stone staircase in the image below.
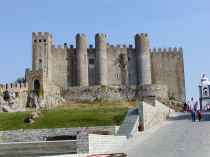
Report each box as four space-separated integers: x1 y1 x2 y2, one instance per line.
117 108 139 137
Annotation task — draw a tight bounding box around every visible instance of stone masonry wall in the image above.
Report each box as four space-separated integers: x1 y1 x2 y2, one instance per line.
139 98 174 130
0 126 118 154
88 134 127 154
64 85 168 102
151 48 186 102
51 46 68 90
49 45 185 102
30 33 185 102
0 126 118 143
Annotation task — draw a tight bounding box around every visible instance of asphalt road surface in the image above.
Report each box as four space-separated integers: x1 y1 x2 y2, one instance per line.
122 113 210 157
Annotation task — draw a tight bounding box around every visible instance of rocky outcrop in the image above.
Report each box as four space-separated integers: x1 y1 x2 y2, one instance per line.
26 91 65 110
0 91 27 112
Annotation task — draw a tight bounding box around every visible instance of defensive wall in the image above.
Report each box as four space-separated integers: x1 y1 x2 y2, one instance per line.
0 83 28 93
63 84 168 102
61 45 184 102
31 32 185 102
150 48 185 101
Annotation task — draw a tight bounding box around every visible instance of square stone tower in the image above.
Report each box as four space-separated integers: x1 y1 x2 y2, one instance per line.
28 32 54 97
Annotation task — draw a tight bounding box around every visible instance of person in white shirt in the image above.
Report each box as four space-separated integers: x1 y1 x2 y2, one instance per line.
189 97 196 122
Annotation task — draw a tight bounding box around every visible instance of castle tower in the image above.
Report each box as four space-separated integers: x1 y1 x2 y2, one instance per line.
95 33 108 85
135 33 152 85
76 34 89 86
32 32 53 81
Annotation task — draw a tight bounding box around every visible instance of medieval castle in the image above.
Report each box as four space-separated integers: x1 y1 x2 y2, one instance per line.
0 32 186 103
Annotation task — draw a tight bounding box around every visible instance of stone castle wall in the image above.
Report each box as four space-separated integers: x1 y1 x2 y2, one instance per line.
29 32 185 102
51 46 68 89
0 83 28 93
48 45 185 102
63 84 168 102
151 48 186 101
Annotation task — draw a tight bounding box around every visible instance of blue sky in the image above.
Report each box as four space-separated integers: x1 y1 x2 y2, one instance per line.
0 0 209 100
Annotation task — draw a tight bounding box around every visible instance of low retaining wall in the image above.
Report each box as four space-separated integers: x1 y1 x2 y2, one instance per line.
0 126 119 155
0 126 124 156
0 140 77 156
88 134 127 154
139 98 173 130
0 126 117 143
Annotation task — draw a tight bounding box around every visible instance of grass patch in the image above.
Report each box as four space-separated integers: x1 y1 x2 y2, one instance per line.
0 101 132 131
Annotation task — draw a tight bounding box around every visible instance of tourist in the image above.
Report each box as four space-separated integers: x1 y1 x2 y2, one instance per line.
189 97 194 111
189 97 196 122
191 109 196 122
184 102 188 112
194 101 198 112
197 110 202 122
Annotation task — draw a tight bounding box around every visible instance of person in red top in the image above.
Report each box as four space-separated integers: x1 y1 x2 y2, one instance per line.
197 110 202 122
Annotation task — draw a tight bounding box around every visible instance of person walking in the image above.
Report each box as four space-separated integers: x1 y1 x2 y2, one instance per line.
184 102 188 112
191 108 196 122
197 110 202 122
189 97 196 122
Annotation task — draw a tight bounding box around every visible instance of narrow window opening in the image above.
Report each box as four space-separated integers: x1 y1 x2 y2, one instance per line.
89 58 95 65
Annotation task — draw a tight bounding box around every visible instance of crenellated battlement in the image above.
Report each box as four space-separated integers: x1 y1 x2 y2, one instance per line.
108 44 128 49
95 33 107 38
32 32 52 38
51 43 135 50
0 83 28 93
76 33 87 38
150 47 183 54
32 32 53 45
52 44 65 49
46 33 153 51
135 33 148 38
32 32 51 36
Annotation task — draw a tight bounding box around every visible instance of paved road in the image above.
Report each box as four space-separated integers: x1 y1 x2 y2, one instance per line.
120 113 210 157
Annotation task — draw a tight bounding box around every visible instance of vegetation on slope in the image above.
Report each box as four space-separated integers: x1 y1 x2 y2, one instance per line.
0 101 134 131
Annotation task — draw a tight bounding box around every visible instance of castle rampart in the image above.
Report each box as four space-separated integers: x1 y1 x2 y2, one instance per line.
150 47 182 54
150 47 185 101
28 32 185 102
0 83 28 93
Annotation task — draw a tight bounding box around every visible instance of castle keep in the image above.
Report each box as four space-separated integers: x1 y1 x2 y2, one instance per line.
28 32 185 102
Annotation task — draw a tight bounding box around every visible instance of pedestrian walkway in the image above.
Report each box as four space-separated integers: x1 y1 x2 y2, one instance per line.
115 113 210 157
